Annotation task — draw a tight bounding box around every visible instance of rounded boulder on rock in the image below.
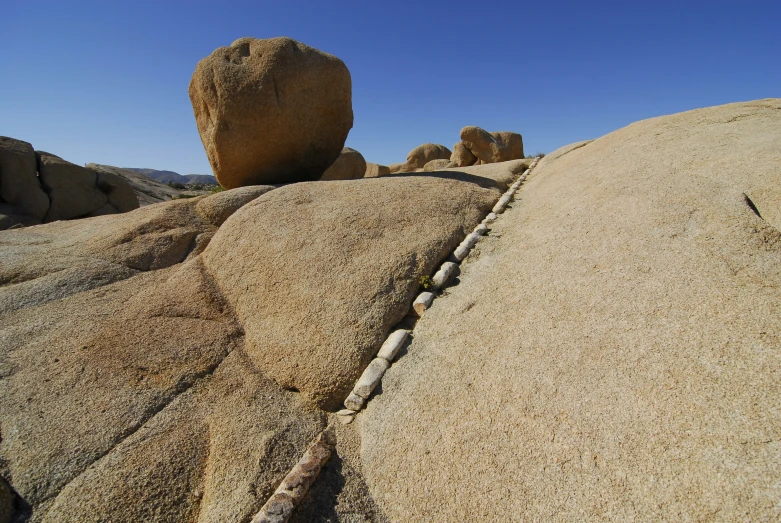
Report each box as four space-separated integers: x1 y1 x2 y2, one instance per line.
449 141 477 167
406 143 452 170
460 126 524 164
189 37 354 188
320 147 367 181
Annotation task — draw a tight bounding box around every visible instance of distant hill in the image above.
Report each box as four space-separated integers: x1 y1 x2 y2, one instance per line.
123 168 217 185
89 164 213 206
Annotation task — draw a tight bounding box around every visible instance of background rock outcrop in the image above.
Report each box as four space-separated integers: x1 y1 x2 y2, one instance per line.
389 143 451 174
189 37 354 188
459 126 524 163
0 137 139 230
320 147 366 181
364 162 390 178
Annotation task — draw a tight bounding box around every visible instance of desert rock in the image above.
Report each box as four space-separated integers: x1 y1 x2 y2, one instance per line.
189 37 353 188
423 159 450 171
449 141 477 167
361 99 781 521
0 137 50 220
406 143 451 170
364 162 390 178
195 185 276 226
460 126 524 163
320 147 367 181
36 152 108 221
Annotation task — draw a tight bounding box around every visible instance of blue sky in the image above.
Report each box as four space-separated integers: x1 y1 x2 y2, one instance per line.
1 1 778 175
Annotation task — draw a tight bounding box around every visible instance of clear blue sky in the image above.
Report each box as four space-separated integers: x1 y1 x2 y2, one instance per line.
1 1 779 175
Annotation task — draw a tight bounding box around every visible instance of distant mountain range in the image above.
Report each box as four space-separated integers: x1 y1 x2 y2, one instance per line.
123 168 217 185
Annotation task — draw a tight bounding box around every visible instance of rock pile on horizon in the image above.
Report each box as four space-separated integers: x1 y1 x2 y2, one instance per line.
0 137 138 230
189 37 353 188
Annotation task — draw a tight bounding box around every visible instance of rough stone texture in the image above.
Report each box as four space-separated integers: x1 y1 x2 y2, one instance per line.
361 99 781 521
406 143 452 170
449 141 477 167
411 291 435 316
388 162 410 174
376 329 410 362
431 261 458 290
320 147 367 181
95 168 140 212
490 130 524 160
0 137 49 220
36 152 107 221
195 185 276 226
460 126 524 164
364 162 391 178
0 197 218 314
189 37 353 188
423 159 450 172
0 257 325 522
353 358 390 399
203 173 506 409
344 392 365 411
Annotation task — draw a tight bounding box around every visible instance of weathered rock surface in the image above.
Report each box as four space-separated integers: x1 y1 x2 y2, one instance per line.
195 185 276 226
460 126 524 163
36 151 108 221
320 147 366 181
189 37 353 188
361 99 781 521
449 141 477 167
363 162 390 178
0 137 49 220
422 159 450 171
202 172 508 409
405 143 451 170
0 158 524 521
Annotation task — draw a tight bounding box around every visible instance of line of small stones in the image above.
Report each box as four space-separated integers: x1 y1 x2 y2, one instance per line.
250 158 539 523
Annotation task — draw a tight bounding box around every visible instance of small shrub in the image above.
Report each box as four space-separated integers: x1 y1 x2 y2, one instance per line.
535 151 546 158
419 275 433 291
173 193 198 199
210 186 226 194
167 181 186 190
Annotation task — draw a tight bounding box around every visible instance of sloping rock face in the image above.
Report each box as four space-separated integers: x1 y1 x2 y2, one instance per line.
189 37 353 188
361 99 781 521
0 162 519 521
203 172 507 409
320 147 366 181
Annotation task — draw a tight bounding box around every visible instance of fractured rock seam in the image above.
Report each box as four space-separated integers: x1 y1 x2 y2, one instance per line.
251 157 540 523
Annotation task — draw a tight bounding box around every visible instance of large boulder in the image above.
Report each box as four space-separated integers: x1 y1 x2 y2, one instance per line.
460 126 524 163
406 143 452 170
95 169 139 212
0 137 50 220
364 162 391 178
449 141 477 167
36 152 107 221
202 171 513 409
320 147 366 181
189 37 354 188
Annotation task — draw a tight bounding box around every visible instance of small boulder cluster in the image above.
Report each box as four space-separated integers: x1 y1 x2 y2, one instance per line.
0 137 139 230
389 126 525 174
